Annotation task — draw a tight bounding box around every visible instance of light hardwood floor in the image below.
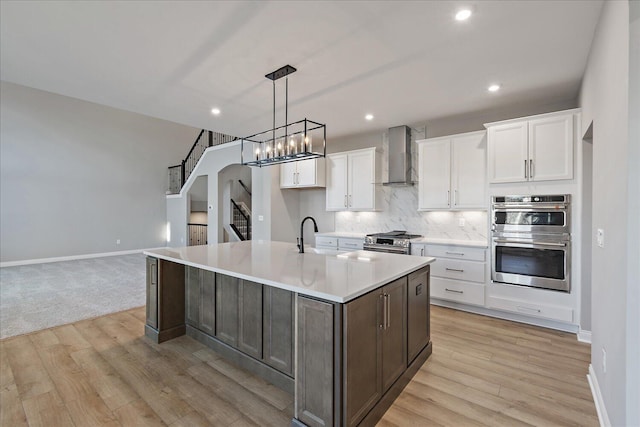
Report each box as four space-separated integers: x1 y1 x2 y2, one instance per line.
0 305 598 426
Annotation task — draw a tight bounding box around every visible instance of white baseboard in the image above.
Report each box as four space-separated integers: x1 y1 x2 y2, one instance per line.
578 329 592 343
588 364 611 427
0 248 153 268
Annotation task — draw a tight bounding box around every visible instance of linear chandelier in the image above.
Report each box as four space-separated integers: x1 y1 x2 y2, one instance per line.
241 65 326 167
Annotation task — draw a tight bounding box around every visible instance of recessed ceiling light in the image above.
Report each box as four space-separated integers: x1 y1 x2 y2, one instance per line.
365 114 374 121
488 84 501 92
455 9 472 21
211 108 221 115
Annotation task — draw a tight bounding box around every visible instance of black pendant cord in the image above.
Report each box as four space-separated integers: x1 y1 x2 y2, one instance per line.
272 79 276 153
285 77 288 141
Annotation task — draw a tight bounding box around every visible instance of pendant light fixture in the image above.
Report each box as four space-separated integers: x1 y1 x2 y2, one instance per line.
241 65 326 167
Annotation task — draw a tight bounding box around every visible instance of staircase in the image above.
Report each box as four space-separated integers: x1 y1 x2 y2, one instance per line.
167 129 237 194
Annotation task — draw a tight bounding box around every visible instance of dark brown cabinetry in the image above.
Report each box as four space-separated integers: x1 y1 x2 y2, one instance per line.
238 280 263 359
407 266 430 363
145 257 185 343
343 277 407 427
263 287 294 376
215 273 240 347
146 257 158 329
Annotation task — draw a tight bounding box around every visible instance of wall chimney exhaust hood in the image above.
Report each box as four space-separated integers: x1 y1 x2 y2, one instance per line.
383 125 413 186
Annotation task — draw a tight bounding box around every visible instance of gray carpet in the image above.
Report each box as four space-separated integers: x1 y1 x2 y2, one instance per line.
0 253 146 339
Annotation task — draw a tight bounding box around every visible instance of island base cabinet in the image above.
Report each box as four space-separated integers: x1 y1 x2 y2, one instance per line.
343 278 407 427
263 287 294 376
238 280 263 359
215 273 240 348
296 296 336 427
145 257 185 343
407 266 430 363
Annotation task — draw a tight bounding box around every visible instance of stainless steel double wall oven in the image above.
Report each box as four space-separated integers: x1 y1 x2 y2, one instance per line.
491 195 571 292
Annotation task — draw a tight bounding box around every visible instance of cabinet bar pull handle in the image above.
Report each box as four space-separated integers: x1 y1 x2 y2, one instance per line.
524 159 528 179
517 305 541 313
529 159 533 178
445 288 464 294
379 294 384 329
344 195 347 207
385 293 390 329
349 194 352 207
447 190 450 205
445 251 465 256
454 190 458 206
421 248 424 256
445 268 464 272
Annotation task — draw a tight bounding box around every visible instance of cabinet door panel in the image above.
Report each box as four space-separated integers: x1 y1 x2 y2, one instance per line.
452 133 487 208
326 154 348 210
381 278 407 393
280 162 298 188
263 287 294 376
348 150 375 210
344 289 382 427
418 140 451 209
488 122 528 183
296 158 316 187
407 268 430 363
296 296 334 427
185 266 200 327
238 280 263 359
528 114 573 181
199 270 216 336
146 257 158 329
215 273 239 347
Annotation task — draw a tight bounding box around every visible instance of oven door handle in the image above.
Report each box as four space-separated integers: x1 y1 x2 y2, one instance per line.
494 239 567 247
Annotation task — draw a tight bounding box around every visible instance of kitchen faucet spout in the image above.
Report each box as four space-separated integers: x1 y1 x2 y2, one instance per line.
298 216 319 253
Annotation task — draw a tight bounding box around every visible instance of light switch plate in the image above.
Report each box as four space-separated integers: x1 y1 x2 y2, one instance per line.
458 218 465 227
597 229 604 248
258 215 264 221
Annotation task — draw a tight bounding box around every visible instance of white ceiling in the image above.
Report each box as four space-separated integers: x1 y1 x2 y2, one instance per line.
0 1 603 139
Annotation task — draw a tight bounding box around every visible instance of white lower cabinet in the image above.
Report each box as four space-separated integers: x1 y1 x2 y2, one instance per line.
315 234 364 252
486 295 573 323
413 243 487 307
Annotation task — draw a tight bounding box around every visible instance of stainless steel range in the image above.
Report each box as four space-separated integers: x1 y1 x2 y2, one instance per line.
363 231 423 255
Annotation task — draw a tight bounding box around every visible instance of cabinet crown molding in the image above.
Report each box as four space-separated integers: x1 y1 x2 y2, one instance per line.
483 107 581 129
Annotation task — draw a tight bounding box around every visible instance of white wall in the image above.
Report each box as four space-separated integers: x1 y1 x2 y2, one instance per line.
578 1 632 425
0 81 198 262
626 2 639 425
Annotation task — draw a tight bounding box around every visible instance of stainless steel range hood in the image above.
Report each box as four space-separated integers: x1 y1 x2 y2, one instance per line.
383 125 413 186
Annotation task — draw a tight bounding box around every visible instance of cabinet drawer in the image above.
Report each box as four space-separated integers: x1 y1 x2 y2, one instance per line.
338 237 363 250
431 277 485 306
431 258 485 283
486 295 573 323
315 236 338 249
424 245 486 261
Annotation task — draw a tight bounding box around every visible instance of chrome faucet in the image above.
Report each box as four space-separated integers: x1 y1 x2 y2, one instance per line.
298 216 319 253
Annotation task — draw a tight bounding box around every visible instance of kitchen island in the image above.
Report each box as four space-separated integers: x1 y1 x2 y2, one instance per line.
144 240 435 427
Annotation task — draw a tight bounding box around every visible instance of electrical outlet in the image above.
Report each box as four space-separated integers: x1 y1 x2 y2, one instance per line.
602 347 607 373
258 215 264 221
597 229 605 248
458 218 465 227
356 215 361 223
116 239 120 245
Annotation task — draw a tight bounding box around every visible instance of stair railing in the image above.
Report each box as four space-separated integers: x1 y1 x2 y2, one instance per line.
238 179 252 196
231 199 251 241
188 223 208 245
167 130 237 194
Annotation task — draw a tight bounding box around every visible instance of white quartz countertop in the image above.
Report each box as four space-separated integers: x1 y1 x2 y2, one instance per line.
411 237 488 248
144 241 434 303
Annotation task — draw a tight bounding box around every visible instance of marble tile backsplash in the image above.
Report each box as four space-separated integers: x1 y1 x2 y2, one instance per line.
335 185 488 241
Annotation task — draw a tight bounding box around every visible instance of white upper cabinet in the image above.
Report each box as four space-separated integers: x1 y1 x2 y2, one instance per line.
486 110 576 183
417 131 487 210
326 148 380 211
280 158 325 188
